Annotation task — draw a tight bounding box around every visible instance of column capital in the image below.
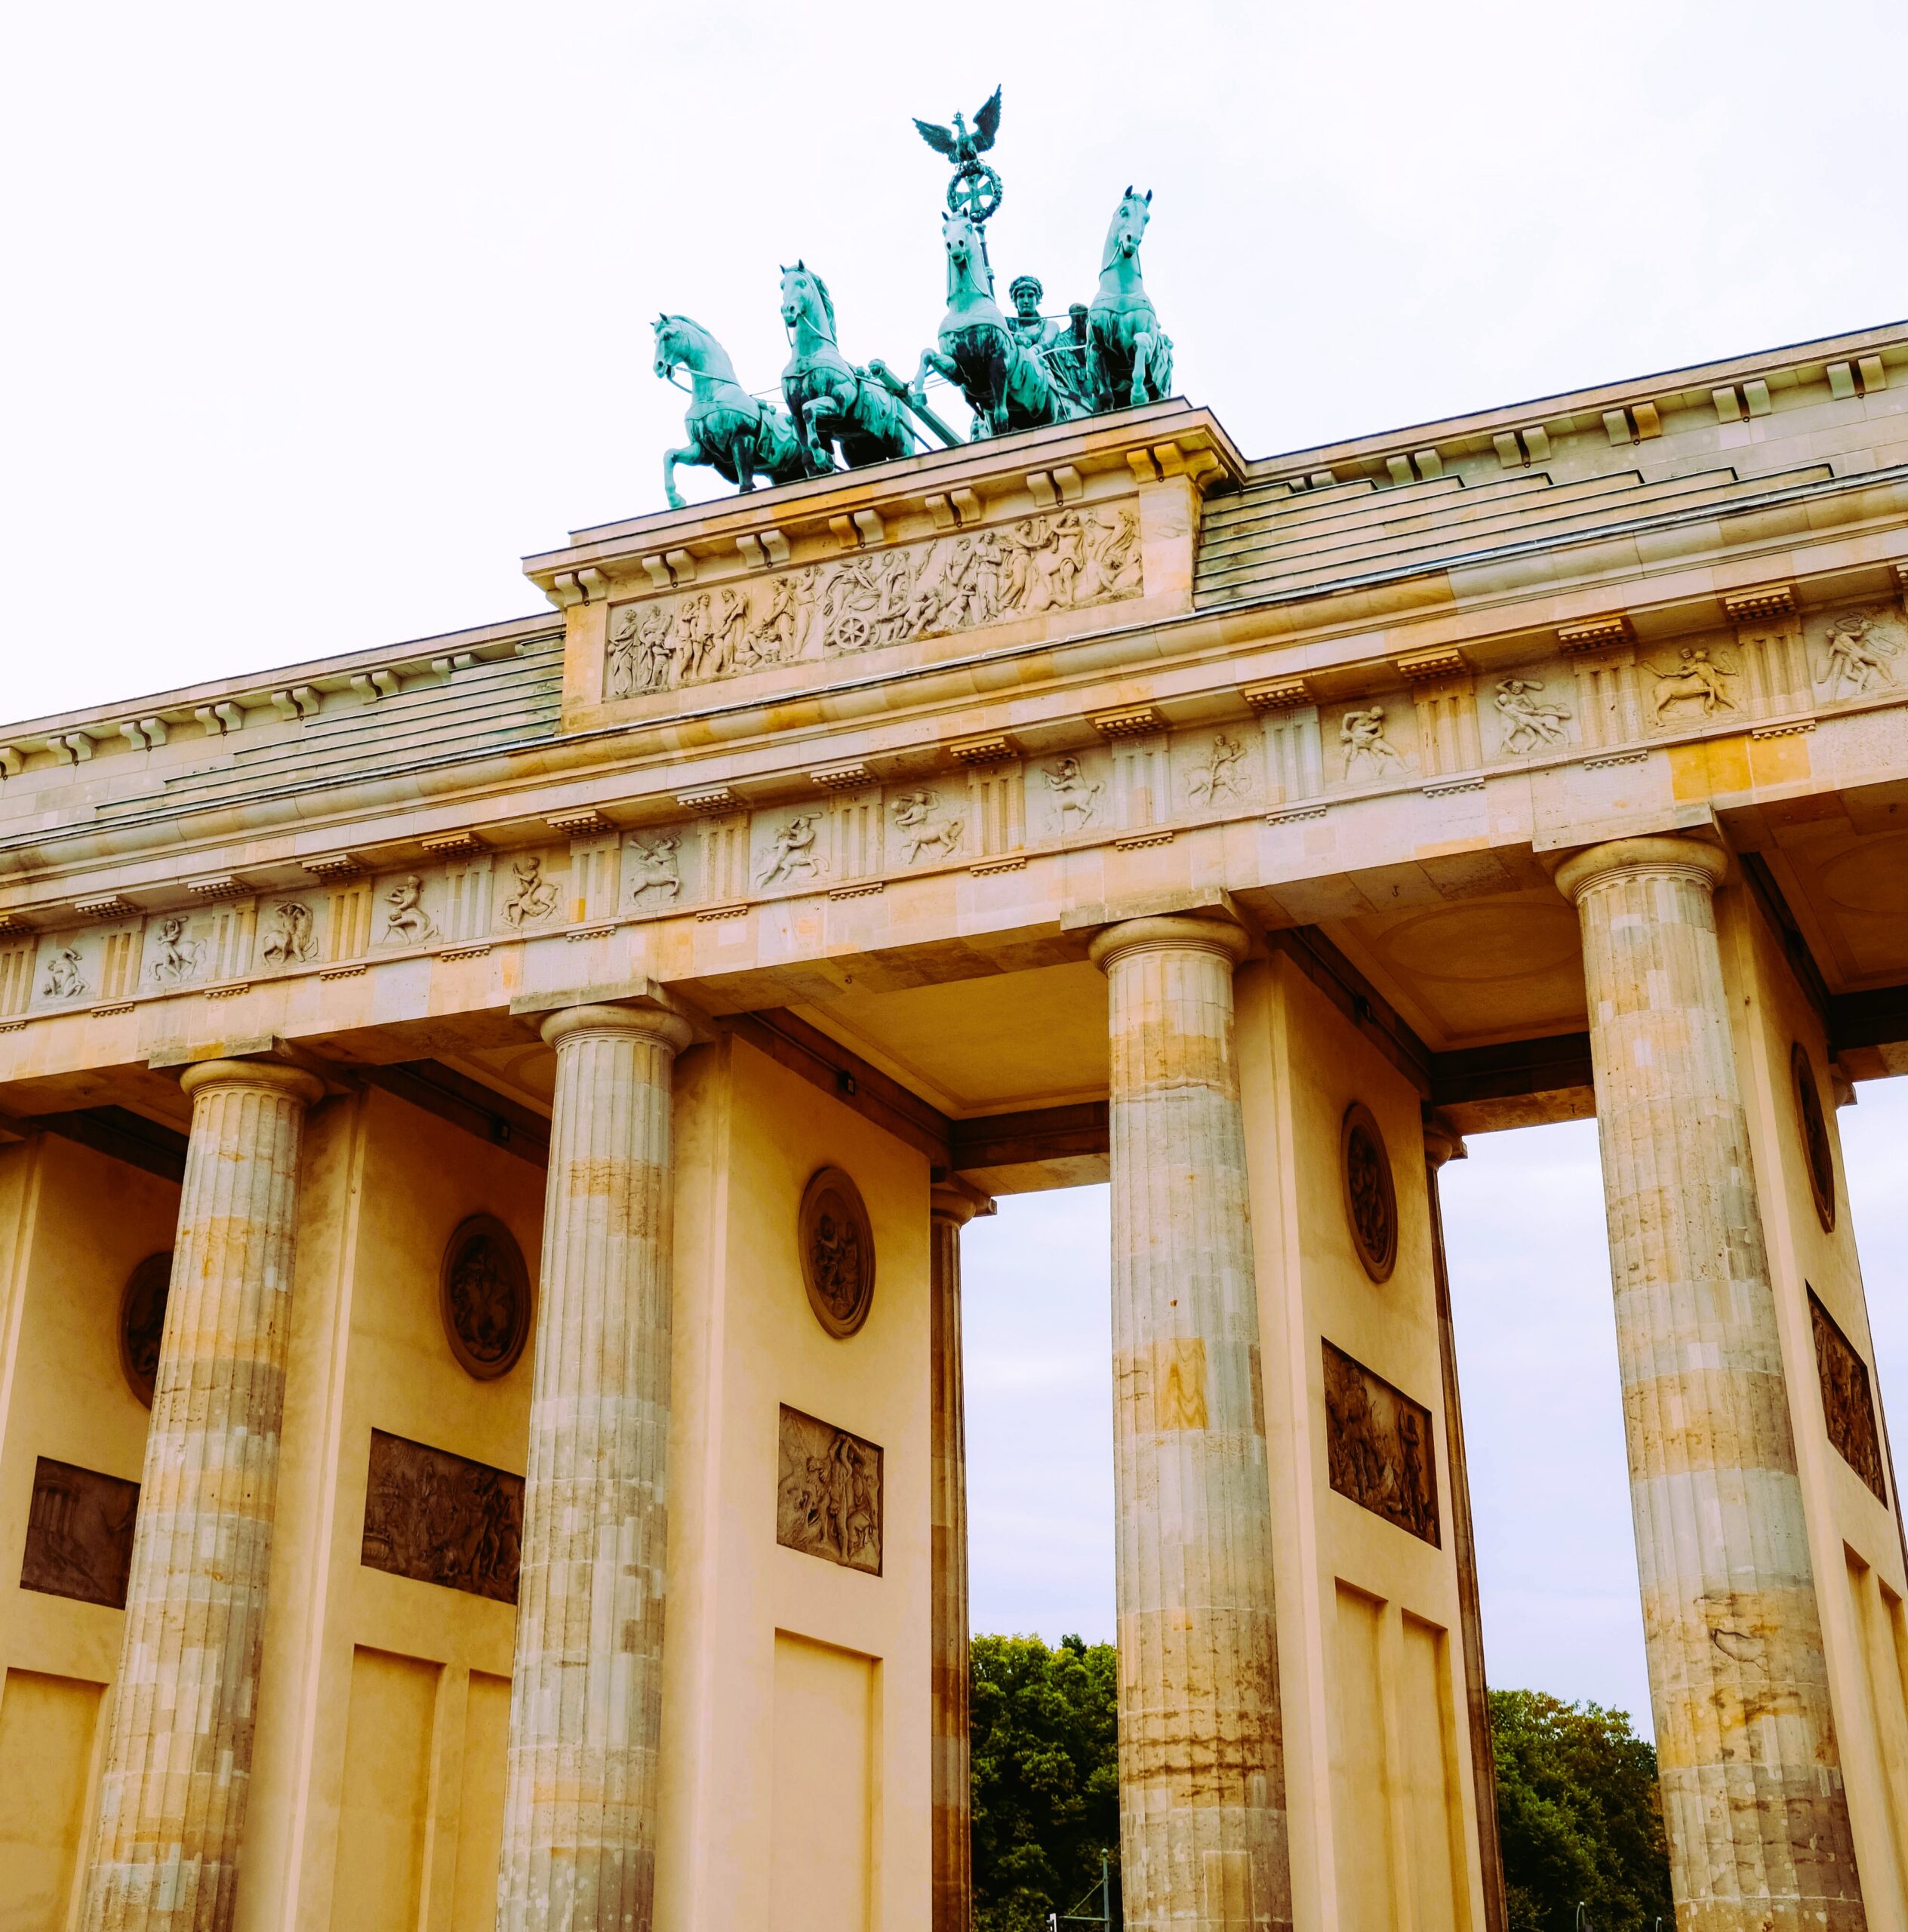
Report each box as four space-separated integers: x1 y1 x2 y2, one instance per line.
539 999 694 1054
177 1055 325 1107
1550 833 1728 904
930 1176 996 1228
1087 912 1250 976
1422 1109 1467 1171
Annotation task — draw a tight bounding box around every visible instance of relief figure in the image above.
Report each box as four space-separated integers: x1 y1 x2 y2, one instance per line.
1494 676 1571 752
1322 1340 1439 1545
890 789 964 863
1817 611 1899 698
382 874 440 946
1186 732 1248 805
261 900 317 965
148 915 203 986
42 942 88 1001
626 833 682 900
758 814 823 888
1340 705 1403 779
776 1404 882 1576
360 1429 524 1604
501 854 560 928
1651 645 1737 721
1043 755 1103 832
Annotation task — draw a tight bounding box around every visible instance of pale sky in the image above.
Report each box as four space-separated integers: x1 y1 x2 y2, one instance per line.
5 0 1906 1728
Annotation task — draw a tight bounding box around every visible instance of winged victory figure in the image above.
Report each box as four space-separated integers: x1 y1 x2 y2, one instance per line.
913 86 1002 170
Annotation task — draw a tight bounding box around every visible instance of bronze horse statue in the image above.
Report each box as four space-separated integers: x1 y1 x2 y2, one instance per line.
910 209 1078 438
779 263 916 473
653 314 806 510
1088 189 1174 411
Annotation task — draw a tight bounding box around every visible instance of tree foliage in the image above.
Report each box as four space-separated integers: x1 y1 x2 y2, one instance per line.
971 1633 1120 1931
1489 1688 1673 1931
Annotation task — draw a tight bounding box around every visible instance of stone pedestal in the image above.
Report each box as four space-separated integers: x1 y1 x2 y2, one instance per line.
1422 1114 1506 1932
79 1057 324 1932
1088 915 1289 1932
1554 837 1864 1932
494 1001 694 1932
930 1179 989 1932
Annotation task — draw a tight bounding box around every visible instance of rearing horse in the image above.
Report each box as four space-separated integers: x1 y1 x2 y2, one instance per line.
779 263 914 474
1088 189 1174 412
653 315 806 510
910 211 1076 439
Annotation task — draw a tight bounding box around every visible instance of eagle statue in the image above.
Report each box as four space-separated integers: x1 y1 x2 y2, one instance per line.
912 86 1002 170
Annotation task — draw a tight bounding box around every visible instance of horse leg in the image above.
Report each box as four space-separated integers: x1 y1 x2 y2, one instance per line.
732 424 759 494
912 348 958 399
1130 331 1153 407
663 441 703 511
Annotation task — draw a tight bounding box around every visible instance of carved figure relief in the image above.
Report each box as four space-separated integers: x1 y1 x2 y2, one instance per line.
759 813 824 888
603 506 1142 699
777 1404 882 1574
261 900 318 965
381 874 440 946
501 854 561 928
1340 706 1404 780
1186 732 1248 806
1651 645 1738 721
799 1165 876 1338
360 1428 524 1602
891 789 964 863
41 942 88 1001
1043 756 1103 832
1322 1341 1439 1546
440 1214 533 1379
626 833 682 900
1792 1042 1837 1233
148 915 204 986
1809 1291 1887 1504
1493 676 1571 753
1341 1101 1398 1282
1816 610 1900 698
20 1457 140 1608
119 1251 174 1406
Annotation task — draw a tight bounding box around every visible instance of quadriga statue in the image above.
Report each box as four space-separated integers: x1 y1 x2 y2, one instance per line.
778 262 916 475
1088 187 1174 411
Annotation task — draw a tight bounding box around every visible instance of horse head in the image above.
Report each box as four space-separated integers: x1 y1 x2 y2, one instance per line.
779 260 836 343
653 313 694 381
1100 188 1153 273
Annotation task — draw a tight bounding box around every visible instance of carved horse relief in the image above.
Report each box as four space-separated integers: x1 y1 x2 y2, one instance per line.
779 263 915 474
653 314 807 511
1088 189 1174 411
909 209 1078 438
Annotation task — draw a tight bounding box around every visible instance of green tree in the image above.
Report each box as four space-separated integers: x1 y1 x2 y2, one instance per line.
1490 1688 1673 1931
971 1633 1121 1931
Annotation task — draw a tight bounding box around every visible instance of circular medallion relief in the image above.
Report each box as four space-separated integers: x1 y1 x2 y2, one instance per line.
439 1215 533 1380
1792 1043 1837 1234
800 1167 876 1339
119 1251 174 1407
1340 1102 1398 1284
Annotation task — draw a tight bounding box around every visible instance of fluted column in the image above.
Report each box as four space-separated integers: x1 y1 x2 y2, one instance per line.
1088 915 1289 1932
495 1001 693 1932
1422 1115 1506 1932
1554 837 1863 1932
81 1057 324 1932
930 1179 989 1932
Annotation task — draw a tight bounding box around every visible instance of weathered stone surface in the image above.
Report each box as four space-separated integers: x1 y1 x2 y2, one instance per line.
1090 915 1290 1932
78 1056 323 1932
1556 837 1865 1932
494 1000 692 1932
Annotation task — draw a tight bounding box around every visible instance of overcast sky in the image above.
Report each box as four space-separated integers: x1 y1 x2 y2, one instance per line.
5 0 1906 1730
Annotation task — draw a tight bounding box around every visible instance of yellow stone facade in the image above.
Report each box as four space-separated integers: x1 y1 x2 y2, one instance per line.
0 318 1904 1930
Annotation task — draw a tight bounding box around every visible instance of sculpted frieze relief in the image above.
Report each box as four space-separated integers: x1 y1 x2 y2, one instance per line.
21 1456 140 1609
360 1427 524 1603
1808 1291 1886 1504
1814 606 1902 698
777 1404 882 1575
605 504 1143 699
1322 1340 1439 1546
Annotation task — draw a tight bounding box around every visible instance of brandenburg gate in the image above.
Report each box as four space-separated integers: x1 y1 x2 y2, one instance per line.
1 100 1906 1932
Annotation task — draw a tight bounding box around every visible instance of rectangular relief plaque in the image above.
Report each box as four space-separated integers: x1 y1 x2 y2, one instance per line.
361 1428 524 1604
1322 1340 1440 1546
20 1456 140 1608
1811 1290 1888 1503
776 1404 882 1576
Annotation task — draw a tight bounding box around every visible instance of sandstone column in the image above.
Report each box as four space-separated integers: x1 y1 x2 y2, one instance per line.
80 1057 325 1932
1422 1114 1506 1932
1554 837 1864 1932
495 1001 692 1932
930 1179 989 1932
1088 915 1289 1932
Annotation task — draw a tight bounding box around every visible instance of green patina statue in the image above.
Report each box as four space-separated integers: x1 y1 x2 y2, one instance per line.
1088 188 1174 411
778 262 917 474
653 314 808 511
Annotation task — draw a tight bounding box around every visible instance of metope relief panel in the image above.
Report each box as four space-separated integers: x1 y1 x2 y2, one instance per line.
1030 749 1111 842
776 1404 882 1576
145 902 254 990
34 929 101 1008
888 786 967 866
623 829 686 909
1177 729 1256 815
258 897 321 971
1322 1340 1439 1546
604 504 1143 699
1485 673 1574 760
755 808 829 894
360 1428 524 1603
20 1456 140 1608
1808 602 1904 703
374 870 448 950
1330 701 1415 786
1810 1291 1888 1504
495 850 567 931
